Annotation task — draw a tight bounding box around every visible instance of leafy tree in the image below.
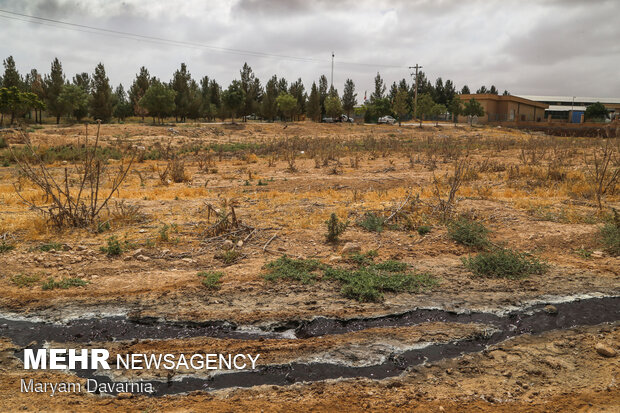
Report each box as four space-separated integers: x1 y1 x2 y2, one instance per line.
444 80 456 104
415 93 435 126
585 102 609 121
276 93 297 122
433 77 445 105
90 63 113 122
2 56 21 89
240 63 262 120
388 81 398 102
186 79 203 120
447 96 463 124
463 98 485 125
488 85 498 95
476 85 488 94
364 98 392 123
59 84 89 121
461 85 471 94
73 73 91 94
318 75 328 116
129 67 150 121
502 90 510 96
222 79 245 123
171 63 191 122
208 79 222 119
44 58 66 124
431 103 447 126
342 78 357 118
261 75 279 121
370 72 386 102
112 84 132 121
392 88 410 126
25 69 44 123
0 87 44 125
307 82 321 122
139 78 175 124
288 78 305 120
324 94 342 118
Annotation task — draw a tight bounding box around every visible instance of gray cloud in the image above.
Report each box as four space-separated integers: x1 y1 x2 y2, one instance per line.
0 0 618 97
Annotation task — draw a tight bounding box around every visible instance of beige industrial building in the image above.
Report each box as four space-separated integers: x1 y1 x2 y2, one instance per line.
458 94 548 123
516 95 620 123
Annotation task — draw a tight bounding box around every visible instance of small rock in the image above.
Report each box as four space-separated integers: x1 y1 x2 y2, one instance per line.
341 242 361 255
136 255 150 262
117 392 133 399
329 255 342 263
161 249 170 254
138 229 147 233
277 247 286 252
543 305 558 315
132 248 144 256
76 245 88 251
236 240 244 248
182 258 195 263
591 250 604 258
222 240 234 250
595 343 617 358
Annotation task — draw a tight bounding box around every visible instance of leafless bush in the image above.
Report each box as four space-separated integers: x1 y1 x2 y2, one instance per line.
169 158 187 183
10 122 135 228
519 137 547 165
584 139 620 210
431 158 469 221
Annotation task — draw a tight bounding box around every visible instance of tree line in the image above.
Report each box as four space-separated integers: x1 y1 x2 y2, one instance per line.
0 55 495 126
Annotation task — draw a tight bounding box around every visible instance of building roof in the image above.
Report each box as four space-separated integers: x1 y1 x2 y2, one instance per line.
547 105 587 112
517 95 620 105
460 93 548 109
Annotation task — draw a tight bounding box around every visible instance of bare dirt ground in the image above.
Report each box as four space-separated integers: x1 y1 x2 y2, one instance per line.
0 122 618 411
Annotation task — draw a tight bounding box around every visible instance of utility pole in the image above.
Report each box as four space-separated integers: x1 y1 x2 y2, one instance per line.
409 64 422 120
331 52 335 89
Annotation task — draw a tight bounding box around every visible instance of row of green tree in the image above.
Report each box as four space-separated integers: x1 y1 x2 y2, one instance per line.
1 55 492 125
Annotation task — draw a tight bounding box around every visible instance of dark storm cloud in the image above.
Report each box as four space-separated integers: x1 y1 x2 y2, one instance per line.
0 0 618 97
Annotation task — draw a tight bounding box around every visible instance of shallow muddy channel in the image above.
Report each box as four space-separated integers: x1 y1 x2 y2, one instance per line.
2 296 619 396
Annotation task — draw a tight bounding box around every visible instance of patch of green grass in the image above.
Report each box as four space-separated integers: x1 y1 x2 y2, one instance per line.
0 241 15 253
324 264 437 302
37 242 63 252
100 236 123 256
41 277 89 290
447 217 490 249
10 273 40 288
349 250 378 266
417 225 432 236
96 221 111 233
264 254 437 302
197 271 223 290
462 248 548 279
357 212 386 233
263 256 324 284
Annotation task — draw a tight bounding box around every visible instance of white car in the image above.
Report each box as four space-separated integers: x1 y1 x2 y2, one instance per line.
378 115 395 125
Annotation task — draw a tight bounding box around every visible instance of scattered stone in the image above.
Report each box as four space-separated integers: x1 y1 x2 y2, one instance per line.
182 258 195 263
132 248 144 256
236 240 244 248
161 249 170 254
138 229 147 233
277 247 286 252
329 255 342 263
222 240 234 250
116 392 133 399
591 250 604 258
595 343 617 358
543 305 558 314
76 245 88 251
136 255 150 262
341 242 361 255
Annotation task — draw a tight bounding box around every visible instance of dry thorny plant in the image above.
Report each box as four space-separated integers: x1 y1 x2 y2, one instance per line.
10 122 136 228
431 157 470 221
583 138 620 210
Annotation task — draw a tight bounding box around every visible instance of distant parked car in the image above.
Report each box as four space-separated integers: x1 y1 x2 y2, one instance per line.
378 115 395 125
321 117 334 123
340 114 354 123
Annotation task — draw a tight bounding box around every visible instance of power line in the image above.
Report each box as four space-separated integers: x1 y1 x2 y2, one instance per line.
0 9 406 69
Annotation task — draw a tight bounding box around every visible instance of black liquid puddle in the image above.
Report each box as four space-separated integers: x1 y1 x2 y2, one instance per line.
3 296 618 396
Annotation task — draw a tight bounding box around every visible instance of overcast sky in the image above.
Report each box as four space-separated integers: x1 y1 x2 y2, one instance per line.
1 0 619 98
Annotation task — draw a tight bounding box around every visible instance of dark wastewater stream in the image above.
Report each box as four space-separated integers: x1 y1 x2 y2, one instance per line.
2 296 618 396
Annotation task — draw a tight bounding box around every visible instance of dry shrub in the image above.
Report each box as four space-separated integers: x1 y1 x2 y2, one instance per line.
10 123 135 228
